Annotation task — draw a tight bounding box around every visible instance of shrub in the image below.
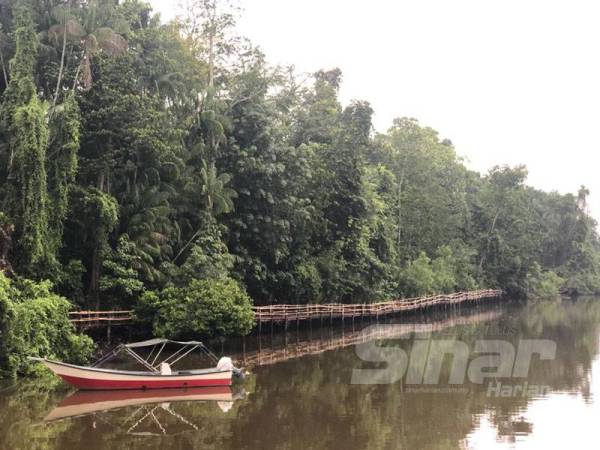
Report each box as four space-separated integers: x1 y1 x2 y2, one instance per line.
0 273 94 377
402 252 435 297
171 220 236 286
525 263 564 299
432 246 456 294
292 262 323 304
136 277 255 338
402 246 479 297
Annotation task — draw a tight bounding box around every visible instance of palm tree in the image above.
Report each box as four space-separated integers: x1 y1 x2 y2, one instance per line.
78 2 129 92
172 161 236 264
578 185 590 214
73 24 128 91
200 160 236 215
46 2 128 102
120 185 174 282
47 4 84 108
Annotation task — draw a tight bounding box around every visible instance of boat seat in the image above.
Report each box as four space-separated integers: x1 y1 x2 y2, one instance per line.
160 362 172 375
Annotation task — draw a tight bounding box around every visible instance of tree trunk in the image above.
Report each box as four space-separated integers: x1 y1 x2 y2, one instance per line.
0 224 15 277
479 209 500 271
208 0 216 88
52 25 68 109
397 167 405 249
89 240 101 309
172 228 202 264
0 47 8 88
72 54 84 91
98 172 105 192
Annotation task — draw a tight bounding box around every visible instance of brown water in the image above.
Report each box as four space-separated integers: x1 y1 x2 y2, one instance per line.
1 299 599 449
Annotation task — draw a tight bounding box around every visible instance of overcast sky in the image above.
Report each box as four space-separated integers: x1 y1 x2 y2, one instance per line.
151 0 600 219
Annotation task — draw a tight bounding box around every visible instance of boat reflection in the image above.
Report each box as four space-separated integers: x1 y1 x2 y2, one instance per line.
44 386 244 435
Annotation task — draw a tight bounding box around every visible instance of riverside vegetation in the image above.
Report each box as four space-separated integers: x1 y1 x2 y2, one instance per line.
0 0 599 376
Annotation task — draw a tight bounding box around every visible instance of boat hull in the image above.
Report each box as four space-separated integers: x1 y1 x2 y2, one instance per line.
40 359 232 390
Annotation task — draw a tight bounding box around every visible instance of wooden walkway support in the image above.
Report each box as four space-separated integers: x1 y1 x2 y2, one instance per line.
253 289 503 328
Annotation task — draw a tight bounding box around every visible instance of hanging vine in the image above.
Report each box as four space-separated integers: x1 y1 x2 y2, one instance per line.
2 2 53 275
13 98 51 273
47 93 80 256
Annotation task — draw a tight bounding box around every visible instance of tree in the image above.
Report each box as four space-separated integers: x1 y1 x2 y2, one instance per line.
376 118 469 262
2 2 53 275
47 4 85 108
292 68 342 146
67 187 118 308
525 262 563 299
1 0 600 339
577 185 590 214
71 1 128 91
200 160 236 215
402 252 435 297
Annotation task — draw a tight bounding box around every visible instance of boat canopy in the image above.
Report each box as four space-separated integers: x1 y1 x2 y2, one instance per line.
93 339 218 373
124 339 204 349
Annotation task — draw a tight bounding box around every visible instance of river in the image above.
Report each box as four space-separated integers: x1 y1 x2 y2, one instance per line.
1 298 599 449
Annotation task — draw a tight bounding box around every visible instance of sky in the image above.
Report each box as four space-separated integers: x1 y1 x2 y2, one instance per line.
151 0 600 219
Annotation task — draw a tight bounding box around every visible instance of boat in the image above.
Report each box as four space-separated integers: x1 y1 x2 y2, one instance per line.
31 339 243 391
44 386 239 423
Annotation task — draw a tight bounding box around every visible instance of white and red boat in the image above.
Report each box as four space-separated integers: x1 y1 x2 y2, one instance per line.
31 339 242 391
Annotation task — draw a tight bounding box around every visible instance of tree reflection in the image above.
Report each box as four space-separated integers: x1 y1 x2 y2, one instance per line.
0 299 599 449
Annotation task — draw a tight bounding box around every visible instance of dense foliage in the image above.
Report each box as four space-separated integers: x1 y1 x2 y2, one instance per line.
136 277 255 338
1 0 599 346
0 273 93 376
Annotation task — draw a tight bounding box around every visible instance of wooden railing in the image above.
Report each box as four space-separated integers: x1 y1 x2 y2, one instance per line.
68 289 502 330
69 310 134 327
252 289 503 326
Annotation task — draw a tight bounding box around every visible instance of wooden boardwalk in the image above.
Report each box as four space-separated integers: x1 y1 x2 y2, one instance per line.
69 310 134 329
253 289 502 330
68 289 502 331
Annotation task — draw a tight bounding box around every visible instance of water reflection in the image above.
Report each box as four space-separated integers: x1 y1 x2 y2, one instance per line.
0 298 599 449
44 387 242 424
241 307 503 368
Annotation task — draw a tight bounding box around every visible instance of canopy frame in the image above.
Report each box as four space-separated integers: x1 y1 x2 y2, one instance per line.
92 339 219 373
